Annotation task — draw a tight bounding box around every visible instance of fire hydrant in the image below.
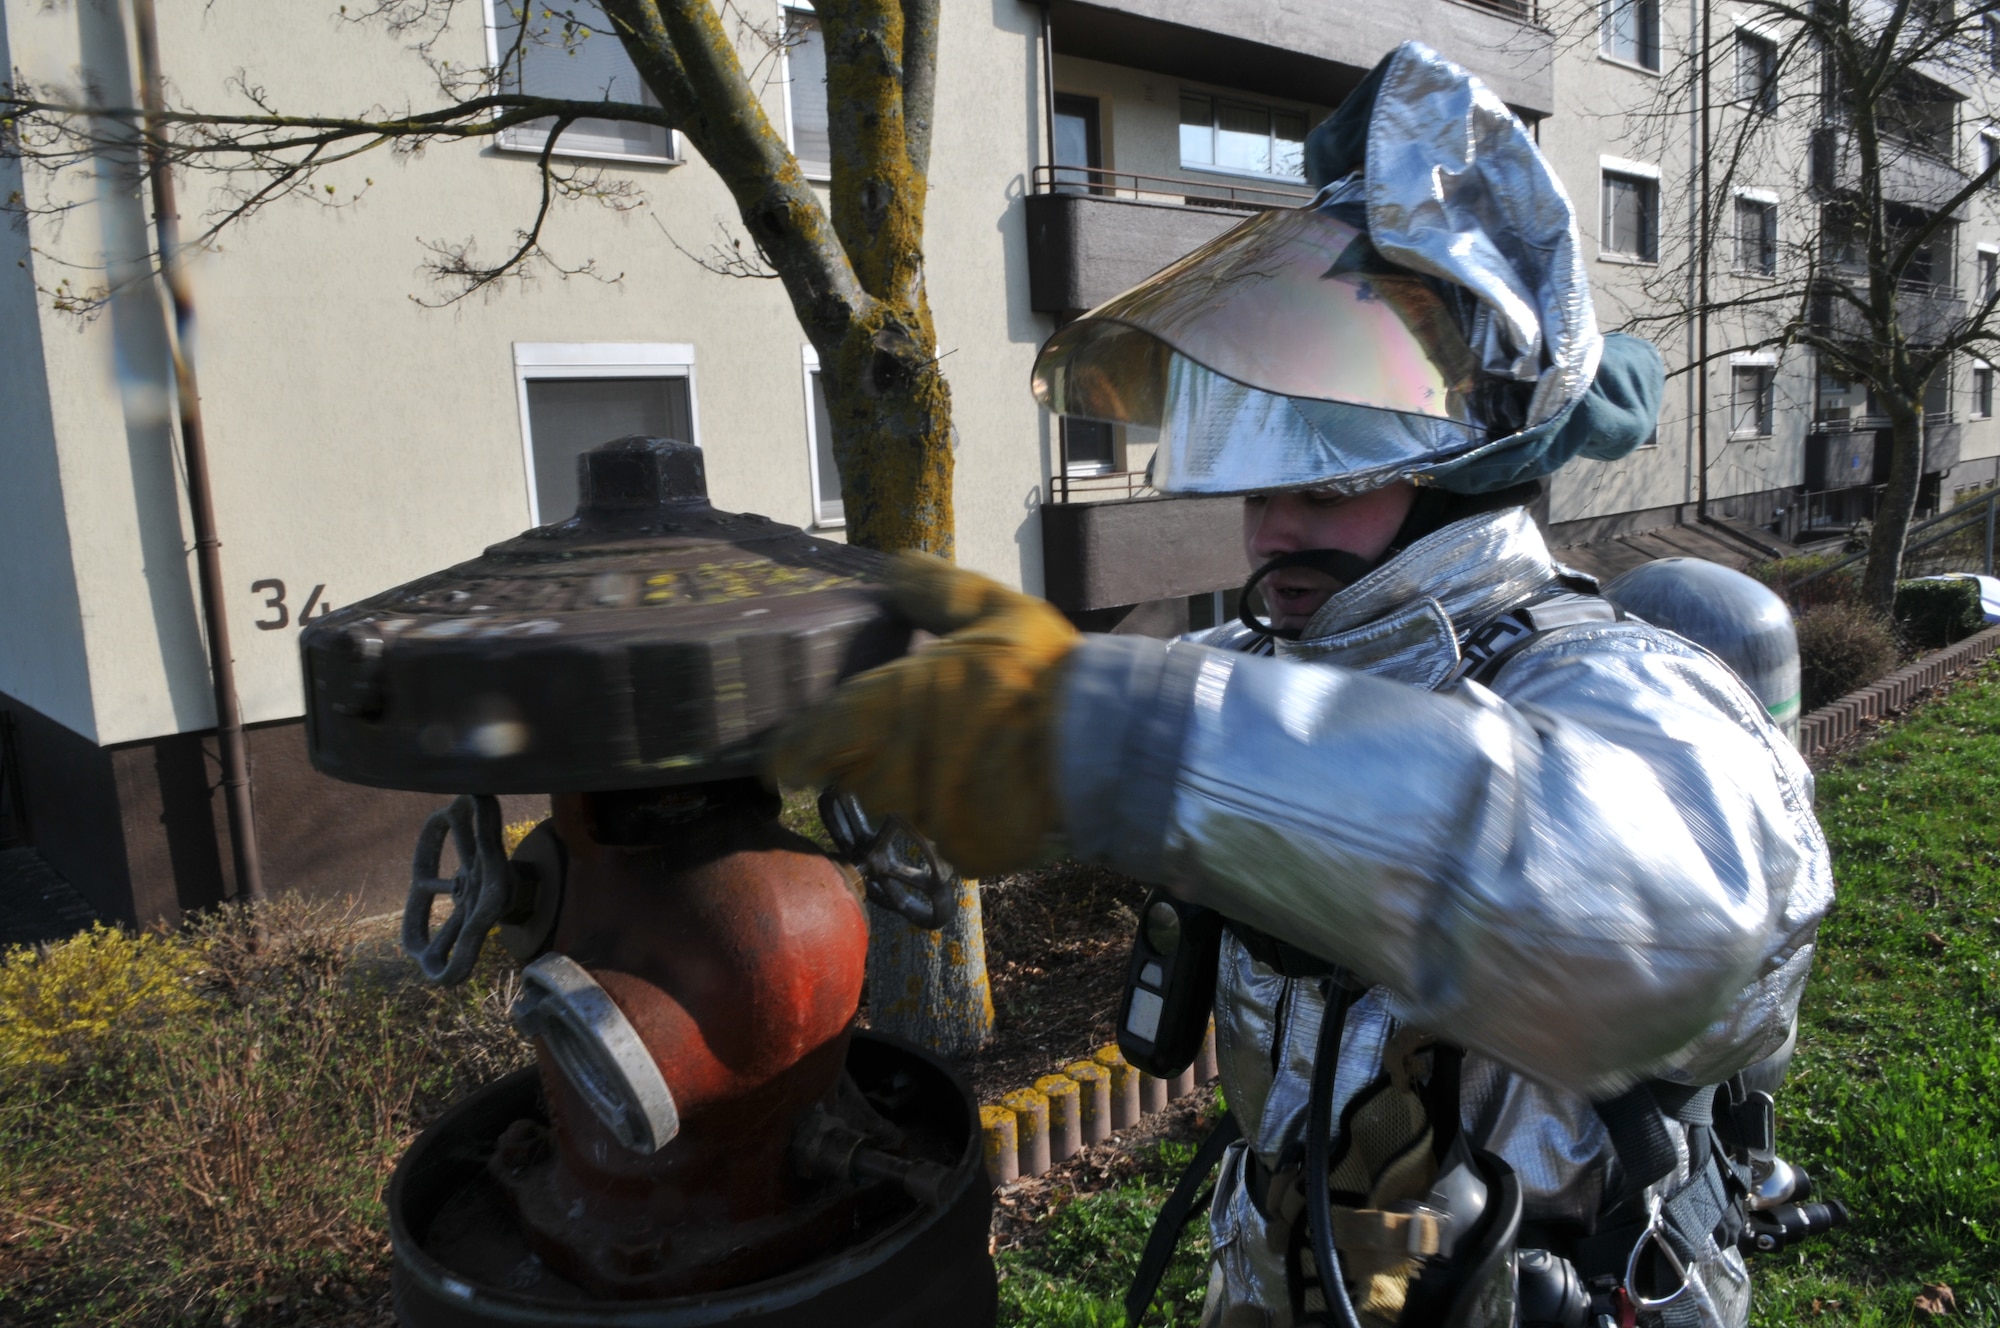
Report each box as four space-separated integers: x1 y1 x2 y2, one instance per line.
301 438 995 1325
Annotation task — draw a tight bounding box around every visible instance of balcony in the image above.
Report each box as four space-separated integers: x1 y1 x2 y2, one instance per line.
1811 125 1970 215
1041 492 1245 615
1025 166 1303 317
1810 280 1968 345
1804 415 1961 489
1050 0 1553 118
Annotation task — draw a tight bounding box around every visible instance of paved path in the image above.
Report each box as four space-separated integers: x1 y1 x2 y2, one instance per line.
0 847 101 949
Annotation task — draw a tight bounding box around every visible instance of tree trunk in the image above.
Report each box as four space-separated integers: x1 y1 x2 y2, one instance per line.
864 878 994 1057
823 315 955 557
622 0 988 1056
1863 406 1925 615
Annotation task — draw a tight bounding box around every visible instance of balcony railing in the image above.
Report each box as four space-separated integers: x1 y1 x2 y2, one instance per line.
1031 164 1312 213
1450 0 1536 19
1793 483 1887 539
1811 411 1956 433
1052 468 1157 504
1784 483 1998 586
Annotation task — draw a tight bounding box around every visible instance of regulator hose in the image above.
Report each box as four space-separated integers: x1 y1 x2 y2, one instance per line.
1303 976 1365 1328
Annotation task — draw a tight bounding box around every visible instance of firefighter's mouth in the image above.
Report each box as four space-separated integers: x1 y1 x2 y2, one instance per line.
1264 577 1340 621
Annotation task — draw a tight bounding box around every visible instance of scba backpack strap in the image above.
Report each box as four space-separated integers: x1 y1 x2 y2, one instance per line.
1456 590 1624 688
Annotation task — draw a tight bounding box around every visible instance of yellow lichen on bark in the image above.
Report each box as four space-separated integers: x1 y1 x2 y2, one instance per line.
864 876 992 1057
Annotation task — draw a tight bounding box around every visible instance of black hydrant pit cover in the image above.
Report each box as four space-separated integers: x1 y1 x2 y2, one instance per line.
300 437 910 793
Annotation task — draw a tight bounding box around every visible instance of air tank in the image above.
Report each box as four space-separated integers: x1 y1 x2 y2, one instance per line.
1604 557 1802 746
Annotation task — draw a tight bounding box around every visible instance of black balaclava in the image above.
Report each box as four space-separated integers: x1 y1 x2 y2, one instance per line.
1237 480 1543 640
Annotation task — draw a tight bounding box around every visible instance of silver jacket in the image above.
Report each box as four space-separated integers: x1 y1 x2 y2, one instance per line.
1057 508 1831 1327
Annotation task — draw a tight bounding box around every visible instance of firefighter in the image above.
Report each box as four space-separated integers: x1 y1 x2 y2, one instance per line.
771 42 1829 1327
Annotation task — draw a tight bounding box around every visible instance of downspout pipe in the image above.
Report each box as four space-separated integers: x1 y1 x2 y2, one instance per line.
132 0 266 906
1040 3 1057 176
1040 2 1070 489
1696 0 1713 519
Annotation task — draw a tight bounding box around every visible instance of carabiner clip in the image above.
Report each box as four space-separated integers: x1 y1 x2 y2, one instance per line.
1624 1191 1693 1310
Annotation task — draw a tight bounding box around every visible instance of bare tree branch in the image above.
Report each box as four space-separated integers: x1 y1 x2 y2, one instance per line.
653 213 782 278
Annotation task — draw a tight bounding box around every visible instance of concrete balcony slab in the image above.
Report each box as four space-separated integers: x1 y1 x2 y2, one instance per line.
1051 0 1553 118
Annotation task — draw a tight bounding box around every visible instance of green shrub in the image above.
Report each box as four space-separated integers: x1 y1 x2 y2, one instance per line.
1893 576 1986 650
1796 601 1897 711
1749 553 1862 611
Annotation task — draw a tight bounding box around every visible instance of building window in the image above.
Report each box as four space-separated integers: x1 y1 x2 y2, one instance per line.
1053 94 1103 193
1179 94 1307 180
783 7 830 178
1881 71 1956 160
799 347 842 527
1187 587 1243 633
1974 361 1994 418
1735 32 1778 114
1734 197 1777 275
1063 418 1116 475
1988 16 2000 72
513 344 696 524
1601 0 1661 70
1731 364 1775 437
1817 362 1869 428
1601 169 1660 261
1980 248 1998 301
1925 366 1952 419
488 0 675 162
1983 130 2000 186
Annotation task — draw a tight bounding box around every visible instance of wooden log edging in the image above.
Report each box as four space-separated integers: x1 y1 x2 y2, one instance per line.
1797 623 2000 758
980 1021 1220 1187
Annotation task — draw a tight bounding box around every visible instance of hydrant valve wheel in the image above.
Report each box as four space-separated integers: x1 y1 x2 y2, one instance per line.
819 789 960 930
403 793 514 984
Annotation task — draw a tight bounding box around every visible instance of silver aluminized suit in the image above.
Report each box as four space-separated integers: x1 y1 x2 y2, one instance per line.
1057 507 1833 1328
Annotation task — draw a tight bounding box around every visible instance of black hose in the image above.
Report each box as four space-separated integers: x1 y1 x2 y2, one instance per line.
1305 977 1364 1328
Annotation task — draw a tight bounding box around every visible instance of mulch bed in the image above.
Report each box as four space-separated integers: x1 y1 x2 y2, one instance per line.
952 861 1152 1107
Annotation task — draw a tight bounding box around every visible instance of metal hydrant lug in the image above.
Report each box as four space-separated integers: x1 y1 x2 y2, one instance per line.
302 438 994 1324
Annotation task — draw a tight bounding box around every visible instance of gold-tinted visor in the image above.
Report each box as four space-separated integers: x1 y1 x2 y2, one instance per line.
1031 205 1481 428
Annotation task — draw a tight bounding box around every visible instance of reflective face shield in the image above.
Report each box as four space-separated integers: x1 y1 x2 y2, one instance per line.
1030 205 1493 496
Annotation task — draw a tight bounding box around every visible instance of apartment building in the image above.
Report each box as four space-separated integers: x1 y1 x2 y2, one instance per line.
1539 0 2000 546
0 0 1047 923
5 0 1984 924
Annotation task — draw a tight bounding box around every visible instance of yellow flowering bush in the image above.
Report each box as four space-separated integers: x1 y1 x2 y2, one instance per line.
503 817 544 855
0 923 207 1071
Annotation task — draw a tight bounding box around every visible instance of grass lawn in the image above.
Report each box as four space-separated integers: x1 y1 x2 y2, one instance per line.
995 667 2000 1326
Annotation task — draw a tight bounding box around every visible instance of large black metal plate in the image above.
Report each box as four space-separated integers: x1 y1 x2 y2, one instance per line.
300 439 910 793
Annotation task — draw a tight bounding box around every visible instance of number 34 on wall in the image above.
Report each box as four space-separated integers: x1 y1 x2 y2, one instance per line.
249 579 333 631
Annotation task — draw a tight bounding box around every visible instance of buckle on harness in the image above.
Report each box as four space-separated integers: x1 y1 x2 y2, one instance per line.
1625 1192 1693 1311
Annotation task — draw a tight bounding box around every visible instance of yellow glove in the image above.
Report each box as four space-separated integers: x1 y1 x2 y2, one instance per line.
766 553 1079 878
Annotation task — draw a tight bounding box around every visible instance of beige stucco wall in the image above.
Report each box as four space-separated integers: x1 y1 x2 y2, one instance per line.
0 8 98 739
2 0 1048 746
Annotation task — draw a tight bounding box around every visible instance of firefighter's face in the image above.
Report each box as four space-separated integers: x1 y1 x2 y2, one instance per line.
1243 482 1418 631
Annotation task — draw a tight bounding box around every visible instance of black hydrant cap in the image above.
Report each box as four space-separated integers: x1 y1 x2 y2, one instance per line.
578 437 709 518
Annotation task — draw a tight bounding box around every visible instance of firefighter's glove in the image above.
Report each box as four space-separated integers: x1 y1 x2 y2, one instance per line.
767 553 1078 878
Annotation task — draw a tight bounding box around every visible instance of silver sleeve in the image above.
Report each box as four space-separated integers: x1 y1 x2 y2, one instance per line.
1057 625 1831 1096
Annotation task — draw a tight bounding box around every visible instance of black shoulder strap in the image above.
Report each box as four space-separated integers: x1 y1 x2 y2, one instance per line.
1458 590 1623 687
1124 1111 1243 1326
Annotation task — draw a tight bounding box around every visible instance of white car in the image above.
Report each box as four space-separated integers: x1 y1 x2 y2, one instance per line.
1914 573 2000 623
